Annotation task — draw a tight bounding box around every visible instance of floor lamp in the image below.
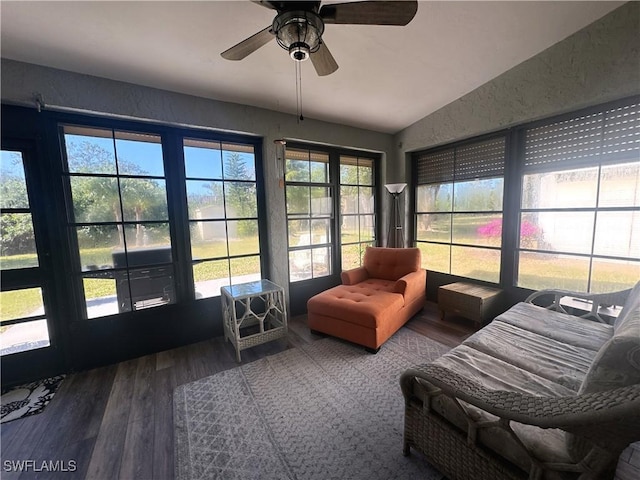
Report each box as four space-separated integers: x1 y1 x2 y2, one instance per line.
385 183 407 248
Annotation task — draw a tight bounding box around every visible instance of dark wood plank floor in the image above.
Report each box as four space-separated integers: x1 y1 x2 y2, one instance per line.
0 301 477 480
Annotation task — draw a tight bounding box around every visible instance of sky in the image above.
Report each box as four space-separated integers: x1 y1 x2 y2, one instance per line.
0 150 25 178
61 133 256 198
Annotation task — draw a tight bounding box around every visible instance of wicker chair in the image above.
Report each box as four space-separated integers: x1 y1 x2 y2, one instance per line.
401 282 640 480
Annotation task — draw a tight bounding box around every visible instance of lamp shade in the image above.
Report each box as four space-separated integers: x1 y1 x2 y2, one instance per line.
384 183 407 194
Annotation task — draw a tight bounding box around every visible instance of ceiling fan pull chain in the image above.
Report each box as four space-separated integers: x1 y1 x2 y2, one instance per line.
295 60 304 123
299 61 304 122
294 61 299 123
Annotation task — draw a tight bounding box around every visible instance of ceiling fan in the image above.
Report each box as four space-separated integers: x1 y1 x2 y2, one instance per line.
221 1 418 76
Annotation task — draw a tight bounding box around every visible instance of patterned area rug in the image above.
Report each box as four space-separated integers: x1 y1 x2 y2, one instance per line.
174 328 449 480
1 375 65 424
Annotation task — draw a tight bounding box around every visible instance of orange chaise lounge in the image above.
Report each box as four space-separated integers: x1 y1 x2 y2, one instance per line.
307 246 426 353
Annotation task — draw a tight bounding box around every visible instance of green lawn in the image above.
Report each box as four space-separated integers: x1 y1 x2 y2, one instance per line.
421 248 638 292
0 252 39 270
0 288 42 323
2 240 637 321
1 238 261 320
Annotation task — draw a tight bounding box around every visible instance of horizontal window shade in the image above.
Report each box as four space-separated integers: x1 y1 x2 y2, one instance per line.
415 149 454 185
602 103 640 163
524 113 605 172
415 136 505 185
455 137 506 182
286 148 329 162
63 126 162 144
183 138 255 154
340 156 374 167
220 143 255 154
524 99 639 173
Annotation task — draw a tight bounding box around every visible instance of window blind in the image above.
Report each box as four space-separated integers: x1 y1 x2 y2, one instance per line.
415 148 454 184
524 98 639 172
340 156 374 168
455 137 506 181
602 102 640 164
415 136 505 185
286 148 329 162
183 138 255 153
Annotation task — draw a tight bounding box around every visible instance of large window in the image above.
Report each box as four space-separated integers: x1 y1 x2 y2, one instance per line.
412 96 639 292
340 155 375 270
414 136 506 283
517 102 640 292
184 139 261 298
61 126 174 318
60 124 265 319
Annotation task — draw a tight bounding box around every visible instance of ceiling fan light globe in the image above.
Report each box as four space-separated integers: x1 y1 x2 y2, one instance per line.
273 10 324 53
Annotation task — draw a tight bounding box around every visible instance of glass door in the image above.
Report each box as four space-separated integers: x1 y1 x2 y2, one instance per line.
285 148 334 283
339 155 376 269
285 147 339 314
1 141 63 385
284 146 379 315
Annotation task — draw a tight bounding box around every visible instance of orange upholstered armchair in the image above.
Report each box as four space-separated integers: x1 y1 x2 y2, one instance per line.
307 247 426 352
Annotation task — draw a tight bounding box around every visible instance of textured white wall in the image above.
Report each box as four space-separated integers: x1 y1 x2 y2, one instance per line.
394 2 640 178
389 2 640 242
0 59 394 298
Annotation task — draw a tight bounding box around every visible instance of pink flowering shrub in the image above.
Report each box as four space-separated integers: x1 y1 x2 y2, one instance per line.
477 219 539 242
477 219 502 237
520 221 539 237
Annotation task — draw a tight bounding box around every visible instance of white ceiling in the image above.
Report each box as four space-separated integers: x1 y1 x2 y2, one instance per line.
0 1 623 134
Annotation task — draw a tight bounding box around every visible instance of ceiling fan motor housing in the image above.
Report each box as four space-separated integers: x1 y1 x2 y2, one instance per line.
273 10 324 62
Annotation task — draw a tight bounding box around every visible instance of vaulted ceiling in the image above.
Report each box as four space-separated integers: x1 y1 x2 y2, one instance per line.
0 1 623 133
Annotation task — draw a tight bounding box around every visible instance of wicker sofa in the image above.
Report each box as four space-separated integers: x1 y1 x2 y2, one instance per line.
307 246 425 352
401 281 640 480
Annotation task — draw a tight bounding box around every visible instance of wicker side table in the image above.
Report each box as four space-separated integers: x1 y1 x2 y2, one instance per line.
438 282 503 325
221 279 288 362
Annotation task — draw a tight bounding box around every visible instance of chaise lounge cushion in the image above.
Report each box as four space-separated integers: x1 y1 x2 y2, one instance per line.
360 246 421 281
307 279 404 329
307 247 426 350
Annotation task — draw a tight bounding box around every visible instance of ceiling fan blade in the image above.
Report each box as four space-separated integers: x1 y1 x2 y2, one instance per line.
310 41 339 76
320 1 418 26
250 1 278 10
221 26 275 61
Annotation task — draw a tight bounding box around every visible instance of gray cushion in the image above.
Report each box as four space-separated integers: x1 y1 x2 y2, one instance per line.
614 280 640 332
567 288 640 461
432 344 575 397
495 302 613 351
465 320 597 392
580 306 640 395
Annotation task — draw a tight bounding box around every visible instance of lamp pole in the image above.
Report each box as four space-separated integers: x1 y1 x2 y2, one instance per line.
385 183 407 248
